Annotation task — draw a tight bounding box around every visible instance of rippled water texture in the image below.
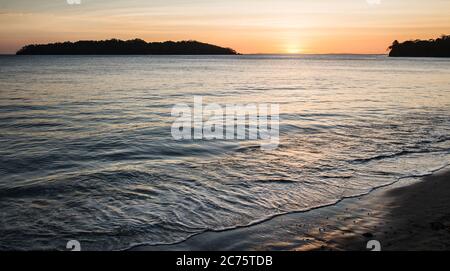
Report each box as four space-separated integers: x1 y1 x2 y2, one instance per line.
0 55 449 250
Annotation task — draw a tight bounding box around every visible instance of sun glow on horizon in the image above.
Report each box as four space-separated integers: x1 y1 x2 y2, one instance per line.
285 46 303 54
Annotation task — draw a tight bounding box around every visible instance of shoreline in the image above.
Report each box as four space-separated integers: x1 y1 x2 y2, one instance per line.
133 168 450 251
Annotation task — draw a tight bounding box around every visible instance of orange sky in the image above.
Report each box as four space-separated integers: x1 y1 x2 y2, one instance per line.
1 0 449 54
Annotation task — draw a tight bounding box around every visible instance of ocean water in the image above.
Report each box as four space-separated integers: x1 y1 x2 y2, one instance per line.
0 55 449 251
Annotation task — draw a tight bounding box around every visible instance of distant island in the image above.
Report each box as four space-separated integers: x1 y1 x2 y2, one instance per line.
16 39 239 55
388 35 450 57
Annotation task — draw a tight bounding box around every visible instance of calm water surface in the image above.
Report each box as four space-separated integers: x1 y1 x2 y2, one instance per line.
0 55 449 250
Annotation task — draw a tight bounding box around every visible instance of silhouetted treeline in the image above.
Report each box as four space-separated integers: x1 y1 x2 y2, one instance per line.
389 35 450 57
16 39 238 55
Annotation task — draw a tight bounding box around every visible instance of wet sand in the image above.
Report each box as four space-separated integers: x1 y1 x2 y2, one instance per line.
133 169 450 251
336 168 450 251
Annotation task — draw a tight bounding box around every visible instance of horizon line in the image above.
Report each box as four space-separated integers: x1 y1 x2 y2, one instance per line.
5 38 394 55
0 53 388 56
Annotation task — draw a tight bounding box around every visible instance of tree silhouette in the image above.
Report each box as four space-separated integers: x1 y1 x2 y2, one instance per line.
16 39 239 55
389 35 450 57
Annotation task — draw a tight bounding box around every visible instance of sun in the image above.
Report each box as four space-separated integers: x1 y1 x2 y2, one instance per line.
285 46 302 54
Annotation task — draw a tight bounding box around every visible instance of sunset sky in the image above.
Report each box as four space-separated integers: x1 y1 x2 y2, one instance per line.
0 0 449 54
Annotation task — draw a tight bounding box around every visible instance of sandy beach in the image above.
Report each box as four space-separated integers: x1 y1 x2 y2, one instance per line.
334 168 450 251
133 168 450 251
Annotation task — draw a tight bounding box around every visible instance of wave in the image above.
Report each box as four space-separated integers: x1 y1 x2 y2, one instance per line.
126 162 450 251
349 149 443 164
